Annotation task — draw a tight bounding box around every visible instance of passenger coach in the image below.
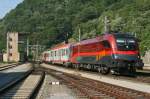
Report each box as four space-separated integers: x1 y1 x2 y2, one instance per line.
47 44 71 66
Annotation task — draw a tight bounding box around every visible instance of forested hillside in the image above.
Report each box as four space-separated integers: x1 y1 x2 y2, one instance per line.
0 0 150 55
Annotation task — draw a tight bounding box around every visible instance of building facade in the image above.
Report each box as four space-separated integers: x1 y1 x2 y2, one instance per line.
3 32 20 62
142 51 150 64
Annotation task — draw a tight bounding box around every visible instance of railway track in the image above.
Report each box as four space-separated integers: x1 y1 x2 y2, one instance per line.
40 66 150 99
0 70 45 99
49 64 150 84
135 71 150 83
0 63 22 71
0 63 32 93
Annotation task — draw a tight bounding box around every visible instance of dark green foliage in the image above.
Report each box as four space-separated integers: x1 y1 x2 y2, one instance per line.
0 0 149 55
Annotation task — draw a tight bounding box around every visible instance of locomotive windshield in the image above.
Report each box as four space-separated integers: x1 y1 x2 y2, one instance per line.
116 38 137 51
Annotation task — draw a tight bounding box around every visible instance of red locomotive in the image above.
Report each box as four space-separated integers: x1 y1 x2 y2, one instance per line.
42 33 144 74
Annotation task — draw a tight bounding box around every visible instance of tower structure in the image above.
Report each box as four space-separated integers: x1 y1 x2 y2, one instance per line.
6 32 20 62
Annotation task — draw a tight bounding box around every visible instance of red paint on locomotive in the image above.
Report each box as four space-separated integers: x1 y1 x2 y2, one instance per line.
42 33 144 74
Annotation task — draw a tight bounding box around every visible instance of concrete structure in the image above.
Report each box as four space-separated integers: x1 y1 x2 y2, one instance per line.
142 51 150 64
3 53 7 62
142 50 150 69
3 32 20 62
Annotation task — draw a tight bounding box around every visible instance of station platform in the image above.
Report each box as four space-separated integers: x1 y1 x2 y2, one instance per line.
144 64 150 70
41 64 150 94
37 74 80 99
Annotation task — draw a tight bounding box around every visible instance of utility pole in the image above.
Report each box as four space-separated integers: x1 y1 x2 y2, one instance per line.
78 27 81 69
26 37 29 57
78 27 81 42
28 44 45 62
104 16 111 33
36 41 39 61
65 32 69 43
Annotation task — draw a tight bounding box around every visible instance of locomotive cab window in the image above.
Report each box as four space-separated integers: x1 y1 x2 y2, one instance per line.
102 41 111 48
116 38 137 51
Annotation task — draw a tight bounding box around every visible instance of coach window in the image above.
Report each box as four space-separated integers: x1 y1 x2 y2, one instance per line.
63 49 65 56
61 49 62 56
66 49 68 55
51 51 53 56
65 49 67 55
58 50 59 56
62 50 63 56
59 50 61 56
64 49 66 55
60 50 62 56
61 50 63 56
60 49 63 56
57 50 58 56
55 51 56 56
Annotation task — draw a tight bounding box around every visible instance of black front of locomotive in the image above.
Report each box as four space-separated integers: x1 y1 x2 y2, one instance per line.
111 33 144 73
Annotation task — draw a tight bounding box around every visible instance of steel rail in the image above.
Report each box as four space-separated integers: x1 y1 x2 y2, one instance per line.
40 66 150 99
0 70 45 99
0 63 22 71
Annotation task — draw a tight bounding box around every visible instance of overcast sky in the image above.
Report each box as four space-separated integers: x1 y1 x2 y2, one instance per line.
0 0 23 19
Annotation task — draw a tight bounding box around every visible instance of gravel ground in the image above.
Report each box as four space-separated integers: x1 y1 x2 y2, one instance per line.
36 74 86 99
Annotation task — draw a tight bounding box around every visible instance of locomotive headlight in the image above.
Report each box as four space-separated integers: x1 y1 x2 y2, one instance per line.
112 54 118 59
115 55 118 59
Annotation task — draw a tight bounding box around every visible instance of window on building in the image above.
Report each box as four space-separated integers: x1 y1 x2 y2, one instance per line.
9 53 12 56
9 45 12 49
9 38 12 41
